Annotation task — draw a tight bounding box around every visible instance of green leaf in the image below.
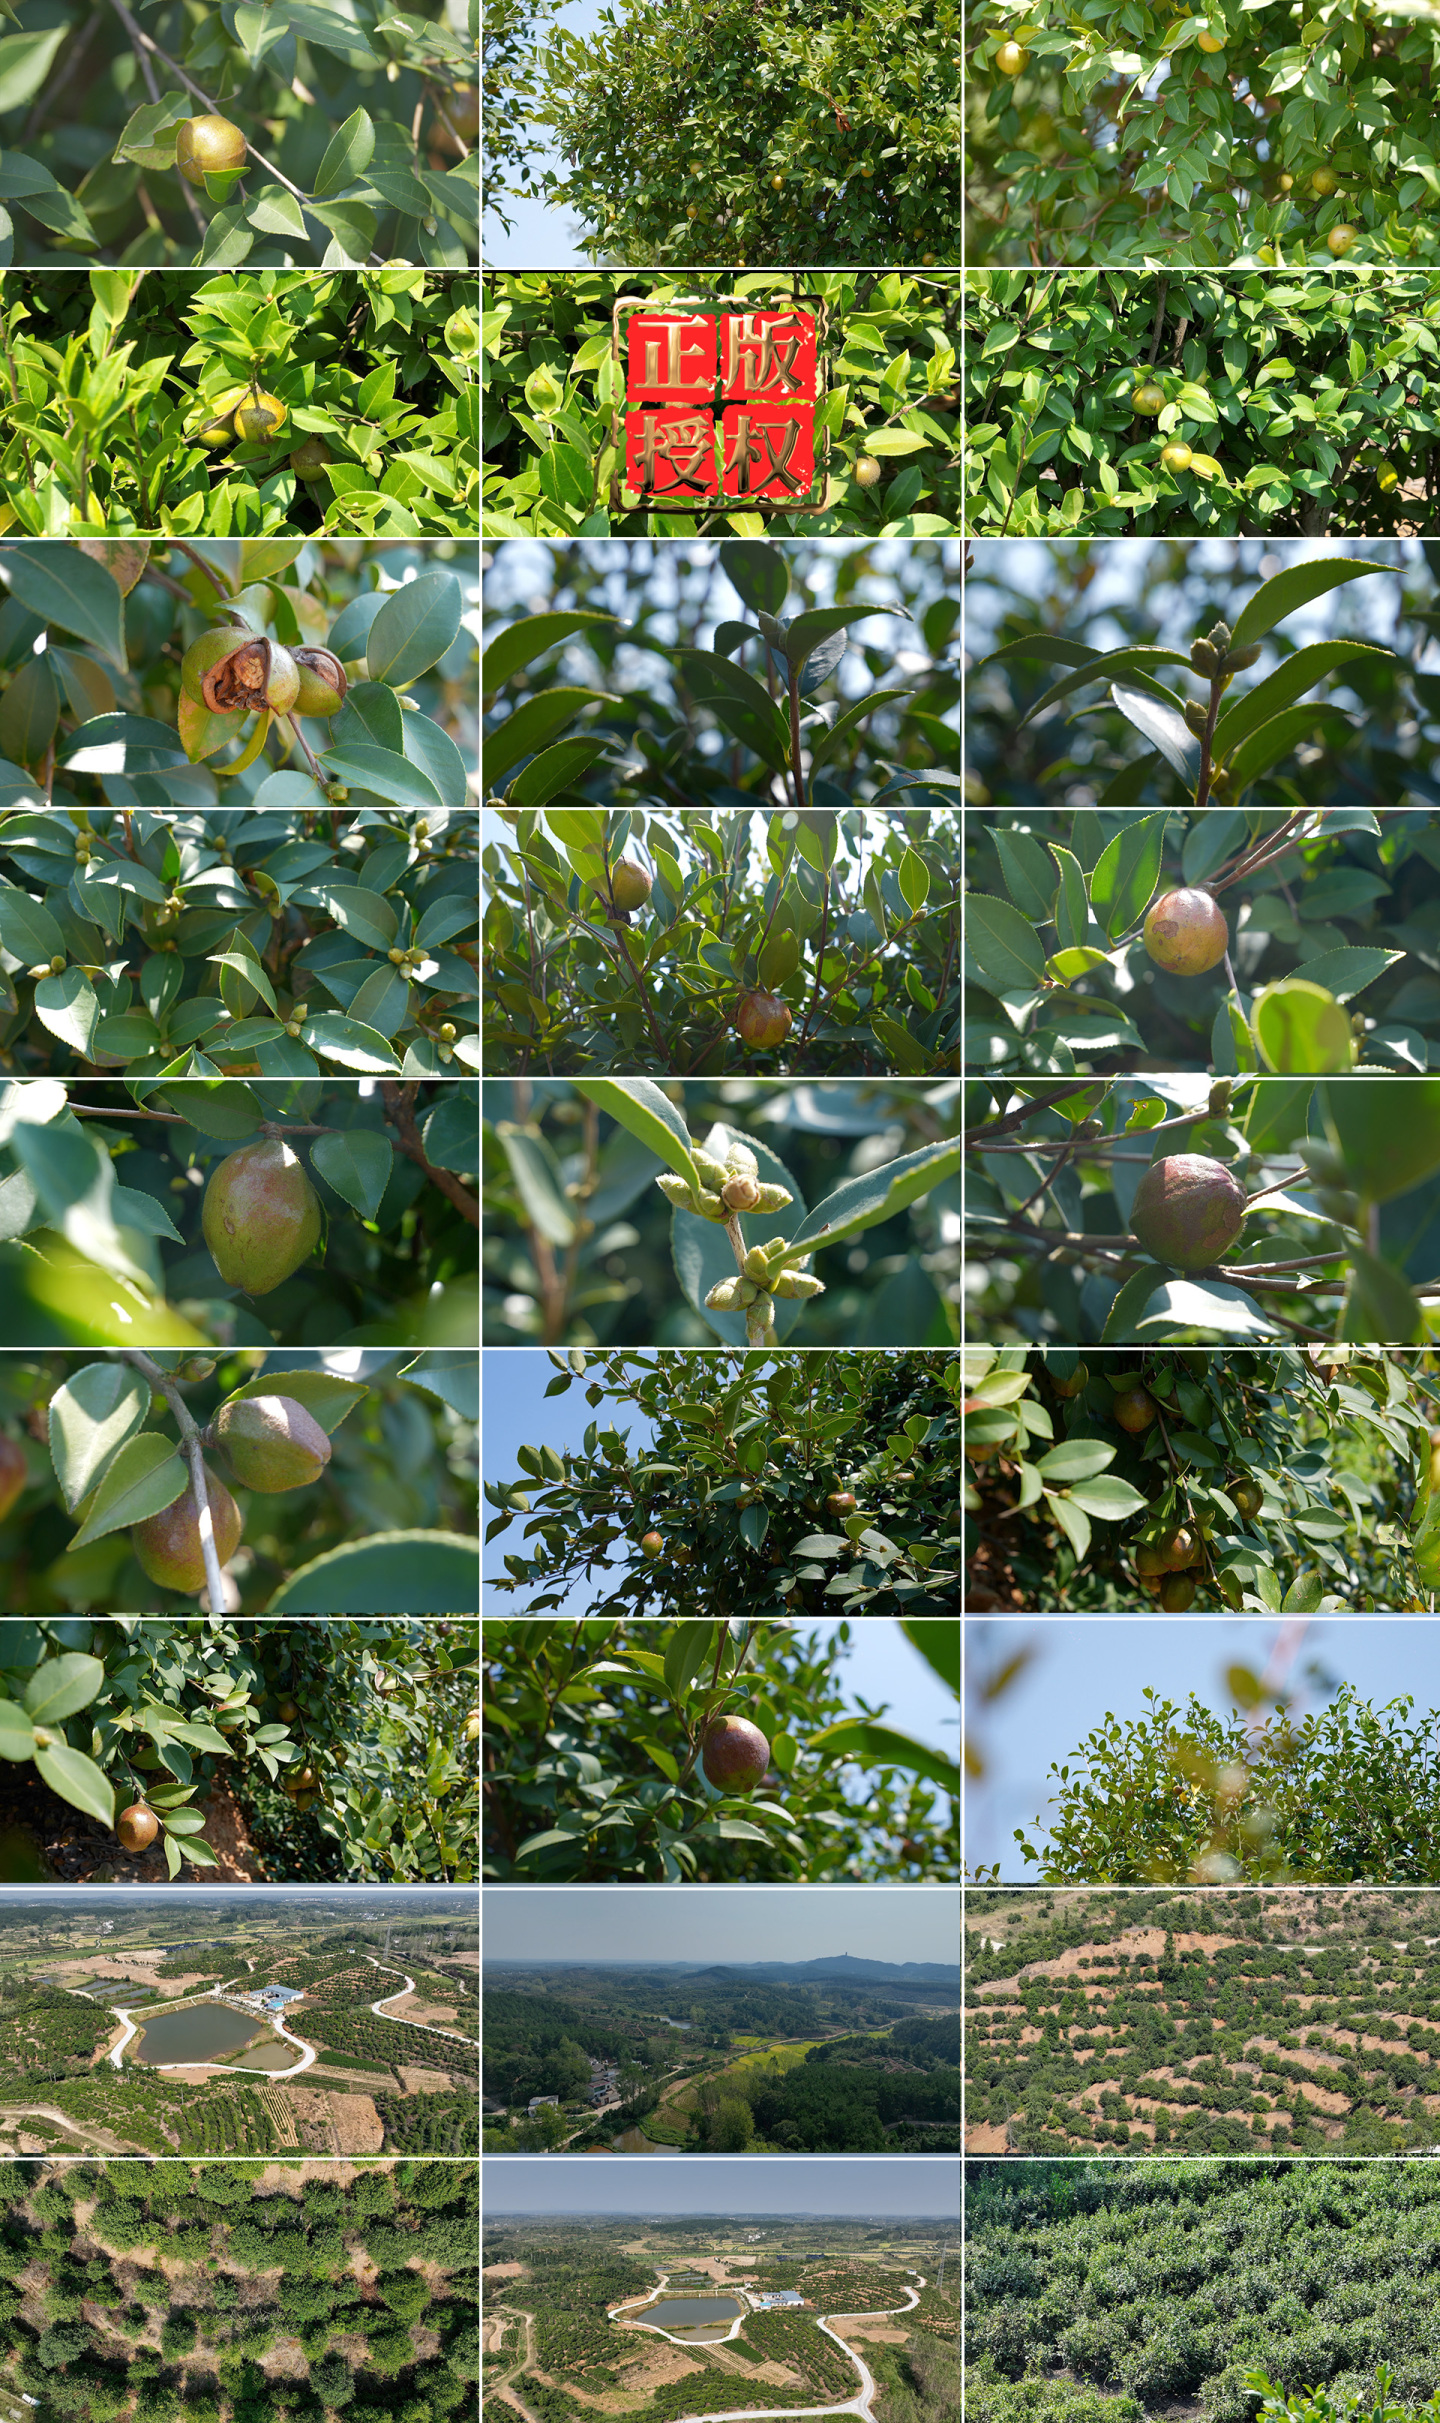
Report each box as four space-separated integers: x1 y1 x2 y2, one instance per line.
779 603 909 678
498 1127 576 1246
571 1077 701 1195
2 545 126 673
68 1435 186 1550
900 1619 958 1695
991 828 1056 922
1062 1474 1149 1518
0 885 66 966
486 688 619 785
1089 812 1169 941
1322 1079 1440 1201
1339 1244 1423 1345
1100 1262 1170 1342
47 1361 152 1513
803 1718 958 1797
1048 843 1088 951
1290 947 1403 1004
1252 980 1354 1074
1016 646 1190 728
1211 642 1393 761
662 1621 712 1701
481 611 618 694
311 105 375 197
22 1652 104 1724
0 1701 36 1761
1110 684 1199 788
0 25 71 110
32 1741 115 1829
1228 559 1388 651
265 1529 478 1612
366 571 463 687
897 848 931 914
787 1137 963 1255
296 1012 400 1074
220 1369 366 1435
11 1116 155 1290
964 893 1047 991
309 1127 392 1221
1035 1440 1116 1483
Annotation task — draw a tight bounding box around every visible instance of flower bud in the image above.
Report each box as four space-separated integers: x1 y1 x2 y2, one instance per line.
1205 620 1233 654
705 1276 762 1309
1221 643 1261 673
1189 639 1220 677
292 646 348 716
752 1182 793 1212
743 1245 773 1281
723 1175 762 1212
1184 701 1209 735
772 1272 825 1298
693 1152 732 1191
200 637 300 717
657 1174 699 1208
726 1144 759 1175
695 1189 728 1221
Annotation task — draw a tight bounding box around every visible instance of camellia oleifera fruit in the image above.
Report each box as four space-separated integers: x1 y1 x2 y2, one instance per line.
176 113 247 185
1143 886 1229 976
1130 1154 1247 1270
826 1491 857 1515
291 648 348 717
116 1803 159 1853
199 637 300 718
214 1395 332 1492
290 437 334 481
1161 1572 1197 1610
594 859 652 914
734 991 793 1051
202 1138 322 1294
1132 383 1165 415
1162 1525 1199 1569
640 1530 664 1560
131 1464 242 1595
1112 1387 1157 1434
1232 1477 1263 1520
0 1435 26 1523
700 1713 771 1794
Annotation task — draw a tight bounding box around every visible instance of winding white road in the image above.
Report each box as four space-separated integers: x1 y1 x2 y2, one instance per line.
362 1955 476 2045
617 2271 926 2423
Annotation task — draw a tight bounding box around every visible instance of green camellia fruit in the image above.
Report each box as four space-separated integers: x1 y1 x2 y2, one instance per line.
1144 886 1229 976
1232 1477 1263 1520
1112 1387 1157 1434
181 628 248 707
995 40 1027 72
1051 1362 1089 1398
1134 1539 1171 1577
700 1714 772 1793
199 637 300 718
1160 1572 1197 1610
734 991 793 1050
214 1395 332 1492
202 1138 323 1294
0 1434 26 1523
131 1464 243 1594
599 859 652 913
1162 1525 1199 1569
291 647 348 717
176 113 247 185
640 1531 664 1560
1130 1154 1248 1270
289 437 334 481
855 457 882 487
1132 383 1166 415
1161 443 1193 473
1327 224 1357 258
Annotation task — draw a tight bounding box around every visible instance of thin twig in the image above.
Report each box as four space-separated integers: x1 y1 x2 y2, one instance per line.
119 1350 227 1613
380 1081 479 1228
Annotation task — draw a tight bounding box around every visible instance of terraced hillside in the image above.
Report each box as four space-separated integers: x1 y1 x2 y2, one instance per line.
965 1888 1440 2156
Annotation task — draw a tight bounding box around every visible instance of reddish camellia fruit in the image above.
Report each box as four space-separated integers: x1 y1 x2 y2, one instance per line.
1112 1387 1158 1435
131 1465 243 1595
1130 1155 1247 1270
640 1531 664 1560
1143 887 1229 976
700 1714 771 1794
202 1138 322 1294
1134 1540 1170 1577
826 1491 857 1516
734 991 793 1051
214 1395 331 1492
1162 1525 1199 1569
1161 1573 1197 1611
116 1804 159 1853
0 1434 26 1522
1051 1363 1089 1398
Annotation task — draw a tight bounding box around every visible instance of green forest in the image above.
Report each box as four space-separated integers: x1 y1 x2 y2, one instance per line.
0 2156 477 2422
966 2160 1440 2422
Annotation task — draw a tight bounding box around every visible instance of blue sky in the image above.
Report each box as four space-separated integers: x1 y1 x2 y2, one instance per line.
964 1615 1440 1879
483 1881 958 1965
484 0 605 267
482 1348 957 1768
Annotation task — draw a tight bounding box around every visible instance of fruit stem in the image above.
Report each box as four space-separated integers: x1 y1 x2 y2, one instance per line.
1193 673 1224 806
283 712 330 794
119 1350 227 1614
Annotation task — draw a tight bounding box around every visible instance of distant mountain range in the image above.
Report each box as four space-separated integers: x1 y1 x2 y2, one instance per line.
486 1954 959 1984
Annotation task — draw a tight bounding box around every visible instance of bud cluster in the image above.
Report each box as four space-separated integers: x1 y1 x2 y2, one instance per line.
656 1139 792 1225
1191 619 1261 681
708 1230 824 1316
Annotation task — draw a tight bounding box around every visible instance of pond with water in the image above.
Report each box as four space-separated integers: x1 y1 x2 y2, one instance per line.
610 2127 681 2154
128 2002 265 2066
640 2298 742 2328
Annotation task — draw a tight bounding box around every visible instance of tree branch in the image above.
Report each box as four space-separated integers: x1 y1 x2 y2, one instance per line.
380 1082 478 1227
119 1349 228 1613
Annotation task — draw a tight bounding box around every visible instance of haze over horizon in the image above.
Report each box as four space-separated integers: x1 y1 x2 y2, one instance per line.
482 1885 958 1968
483 2157 961 2219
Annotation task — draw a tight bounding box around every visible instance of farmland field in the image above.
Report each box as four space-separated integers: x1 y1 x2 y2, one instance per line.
966 2159 1440 2422
966 1887 1440 2156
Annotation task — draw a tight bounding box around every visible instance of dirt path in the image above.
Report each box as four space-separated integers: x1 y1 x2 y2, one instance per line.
490 2306 541 2423
0 2104 132 2153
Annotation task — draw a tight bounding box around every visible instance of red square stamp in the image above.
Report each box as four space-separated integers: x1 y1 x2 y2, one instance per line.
721 401 815 500
719 312 817 401
625 314 717 400
625 407 719 497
